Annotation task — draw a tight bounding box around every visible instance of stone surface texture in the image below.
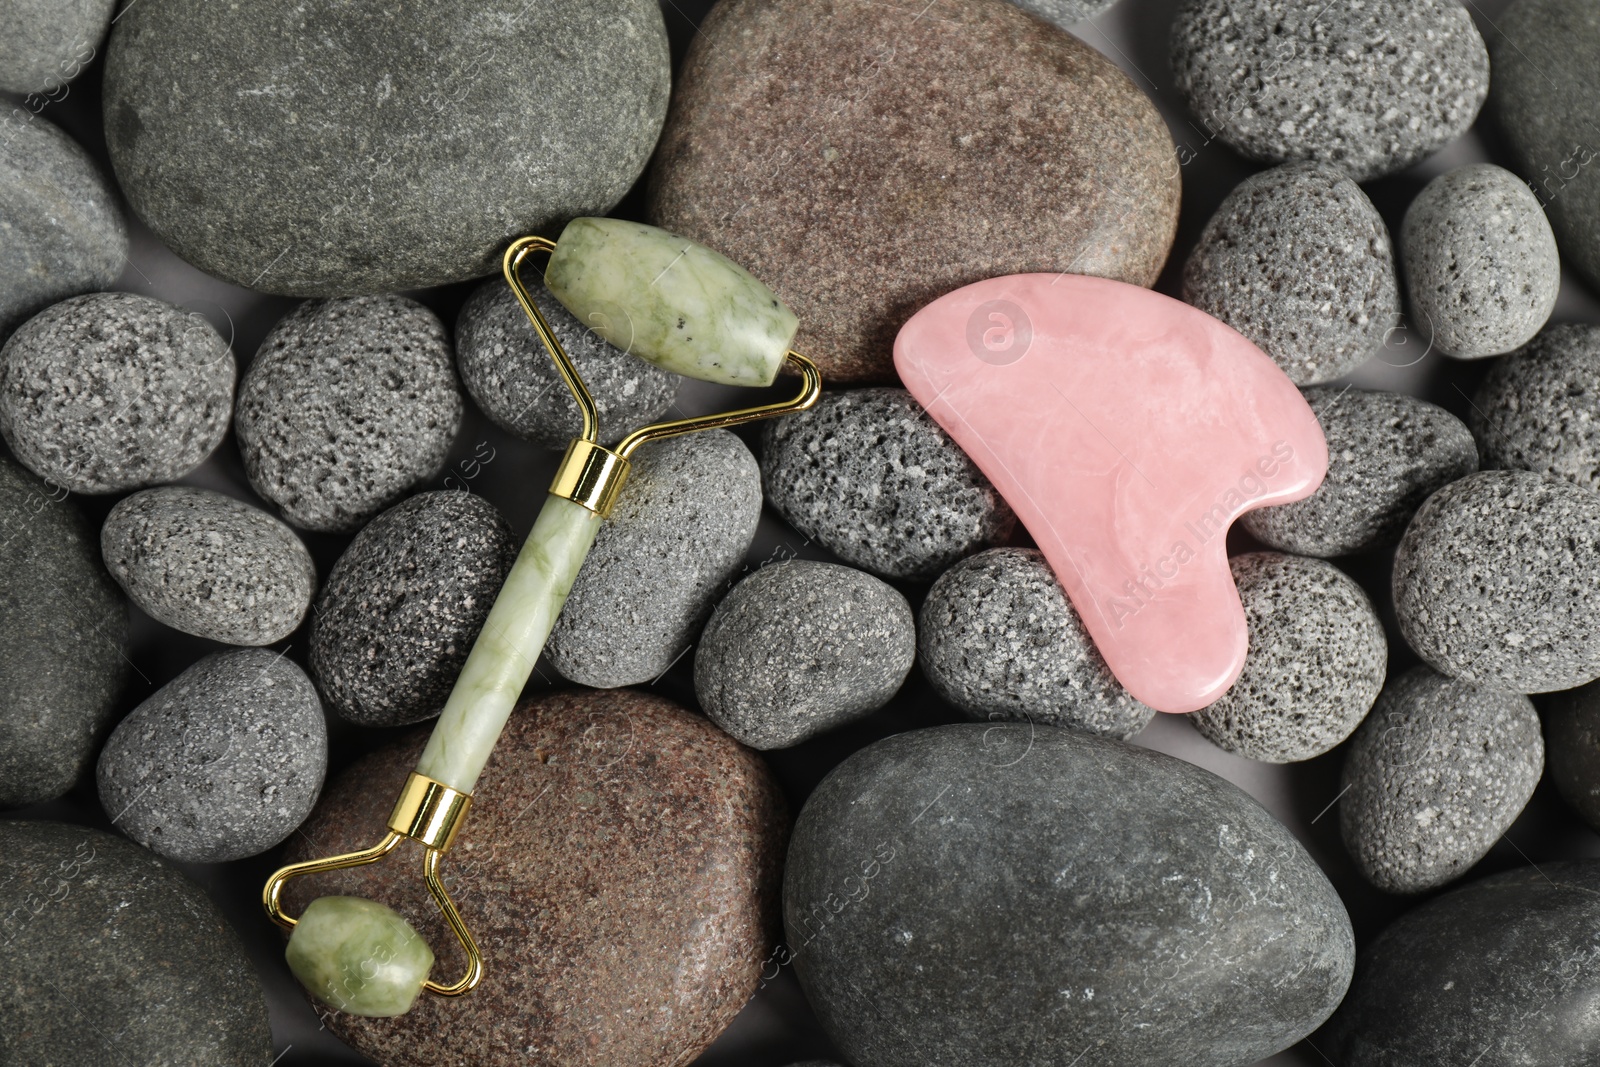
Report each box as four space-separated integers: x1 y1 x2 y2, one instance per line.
1470 323 1600 492
0 0 113 95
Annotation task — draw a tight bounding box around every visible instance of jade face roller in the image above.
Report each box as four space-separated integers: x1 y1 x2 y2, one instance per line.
262 218 821 1018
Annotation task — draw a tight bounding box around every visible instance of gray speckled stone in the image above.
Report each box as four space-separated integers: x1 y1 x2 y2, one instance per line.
1171 0 1488 182
1470 323 1600 492
1393 469 1600 692
788 724 1354 1066
456 278 679 449
1339 666 1542 895
1183 163 1400 386
310 491 517 727
97 648 327 863
760 388 1015 581
1006 0 1118 26
1242 387 1478 557
101 486 316 646
1546 679 1600 831
1191 552 1386 763
0 292 234 493
695 560 914 749
919 547 1154 739
1401 164 1560 359
0 822 271 1066
549 430 761 688
235 295 462 532
0 0 113 94
0 455 126 808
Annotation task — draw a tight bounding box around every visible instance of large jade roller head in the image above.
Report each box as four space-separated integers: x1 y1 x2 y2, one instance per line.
262 221 820 1018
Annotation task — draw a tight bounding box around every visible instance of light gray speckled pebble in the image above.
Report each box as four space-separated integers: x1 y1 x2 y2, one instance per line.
1171 0 1489 182
760 388 1015 580
1005 0 1118 27
101 486 315 646
1242 387 1478 557
1183 163 1400 386
1545 679 1600 832
1470 323 1600 492
96 648 327 863
235 295 462 532
695 560 914 749
0 292 233 493
1191 552 1386 763
0 0 113 94
1393 469 1600 692
456 278 679 449
919 548 1154 739
1339 666 1542 895
549 430 761 688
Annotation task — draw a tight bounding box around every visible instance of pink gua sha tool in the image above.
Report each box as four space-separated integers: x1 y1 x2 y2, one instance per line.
894 274 1328 715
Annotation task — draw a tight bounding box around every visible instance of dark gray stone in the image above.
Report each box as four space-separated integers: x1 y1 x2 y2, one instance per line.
787 724 1354 1066
235 295 463 532
0 455 126 808
1339 666 1542 895
0 292 234 493
919 547 1154 739
102 0 670 295
310 490 517 727
0 0 113 94
1241 387 1478 557
760 388 1015 580
1549 680 1600 833
694 560 914 749
101 485 316 646
1393 469 1600 692
0 822 272 1065
1191 552 1386 762
1471 323 1600 492
1171 0 1488 181
549 430 761 688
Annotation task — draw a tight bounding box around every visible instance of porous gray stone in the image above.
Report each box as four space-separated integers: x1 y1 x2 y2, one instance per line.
1339 666 1542 895
760 388 1015 580
1546 679 1600 831
235 295 463 532
694 560 915 749
1241 387 1478 557
918 547 1154 738
0 455 126 808
1183 163 1400 386
787 724 1354 1066
101 486 316 646
1401 164 1560 359
1470 323 1600 492
1191 552 1386 762
0 292 233 493
0 822 272 1065
310 491 518 727
0 0 113 94
456 278 679 449
1393 469 1600 693
1170 0 1489 181
549 430 761 688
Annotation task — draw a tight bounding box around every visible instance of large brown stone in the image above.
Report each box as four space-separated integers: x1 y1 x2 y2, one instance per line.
648 0 1180 383
282 688 787 1066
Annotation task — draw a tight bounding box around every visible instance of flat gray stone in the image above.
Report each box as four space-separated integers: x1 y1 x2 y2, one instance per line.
0 0 113 94
1471 323 1600 492
1546 678 1600 832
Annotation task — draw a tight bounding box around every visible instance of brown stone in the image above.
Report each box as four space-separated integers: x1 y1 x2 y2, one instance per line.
281 688 788 1066
648 0 1180 383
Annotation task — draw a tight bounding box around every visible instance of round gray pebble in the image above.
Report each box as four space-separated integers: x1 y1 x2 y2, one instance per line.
760 388 1015 581
455 278 679 449
1545 679 1600 832
694 560 915 749
96 648 328 864
1005 0 1118 27
1241 387 1478 557
1393 469 1600 692
548 429 762 688
101 486 316 646
1339 665 1542 895
1401 164 1560 359
1183 163 1400 386
235 295 463 532
310 491 518 727
1191 552 1386 763
0 292 234 493
1470 323 1600 492
0 0 113 94
918 547 1155 739
1170 0 1489 182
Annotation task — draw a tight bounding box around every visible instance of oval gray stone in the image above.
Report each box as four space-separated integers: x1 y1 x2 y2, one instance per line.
0 0 113 94
694 559 915 749
1470 323 1600 492
1546 679 1600 832
786 724 1354 1066
101 485 316 646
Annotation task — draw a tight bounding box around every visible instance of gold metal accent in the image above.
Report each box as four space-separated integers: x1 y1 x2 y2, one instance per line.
387 772 473 852
614 349 821 460
548 438 631 518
